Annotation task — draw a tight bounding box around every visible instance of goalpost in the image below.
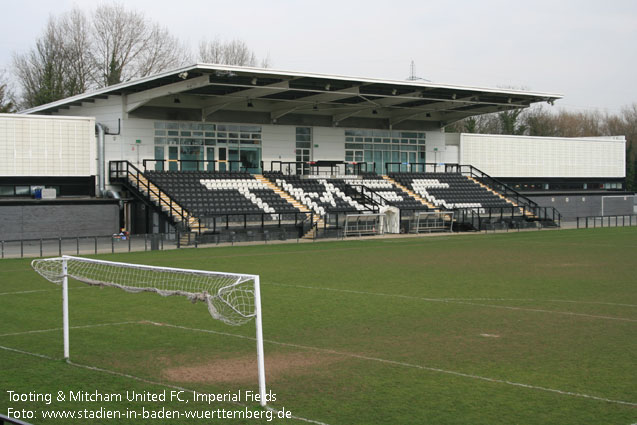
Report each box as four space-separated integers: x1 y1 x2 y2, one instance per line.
30 255 268 407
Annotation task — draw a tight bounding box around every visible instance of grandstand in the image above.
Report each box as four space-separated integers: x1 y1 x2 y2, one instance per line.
0 63 631 241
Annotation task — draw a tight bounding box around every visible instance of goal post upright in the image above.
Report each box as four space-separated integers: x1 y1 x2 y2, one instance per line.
62 256 70 360
253 275 267 407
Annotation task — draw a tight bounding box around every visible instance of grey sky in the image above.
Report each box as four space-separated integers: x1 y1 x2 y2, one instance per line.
2 0 636 113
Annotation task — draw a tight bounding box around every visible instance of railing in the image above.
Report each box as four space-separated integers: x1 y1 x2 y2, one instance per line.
197 212 313 233
266 161 375 175
576 215 637 229
453 206 561 231
0 233 176 259
344 185 389 213
0 227 332 259
109 160 192 231
142 159 254 173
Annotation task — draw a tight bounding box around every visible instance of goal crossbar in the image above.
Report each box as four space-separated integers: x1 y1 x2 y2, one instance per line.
31 255 268 406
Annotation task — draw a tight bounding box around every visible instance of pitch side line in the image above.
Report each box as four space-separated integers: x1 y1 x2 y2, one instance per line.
149 321 637 408
0 321 141 337
0 341 331 425
0 286 92 296
267 282 637 322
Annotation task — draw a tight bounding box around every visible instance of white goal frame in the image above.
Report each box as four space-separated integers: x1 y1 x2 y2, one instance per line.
31 255 268 407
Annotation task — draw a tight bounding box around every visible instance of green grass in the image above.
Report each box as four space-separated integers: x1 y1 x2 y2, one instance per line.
1 228 636 424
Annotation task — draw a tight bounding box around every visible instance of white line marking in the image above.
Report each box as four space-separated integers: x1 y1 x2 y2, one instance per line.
267 282 637 323
0 286 92 296
0 321 141 337
432 297 637 308
0 338 331 425
0 344 57 360
148 321 637 407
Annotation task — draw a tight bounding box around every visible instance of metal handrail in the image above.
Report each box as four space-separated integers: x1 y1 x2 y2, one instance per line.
109 161 193 231
142 159 252 173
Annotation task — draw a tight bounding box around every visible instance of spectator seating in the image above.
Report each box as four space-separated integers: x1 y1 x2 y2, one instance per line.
145 171 301 219
390 172 515 210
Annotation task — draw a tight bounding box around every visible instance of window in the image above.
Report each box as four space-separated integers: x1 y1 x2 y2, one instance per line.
344 128 426 173
154 121 262 172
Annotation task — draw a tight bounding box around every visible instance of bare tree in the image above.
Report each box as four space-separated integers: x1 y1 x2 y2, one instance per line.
198 37 266 67
90 3 189 86
58 8 93 94
13 3 192 107
13 16 70 108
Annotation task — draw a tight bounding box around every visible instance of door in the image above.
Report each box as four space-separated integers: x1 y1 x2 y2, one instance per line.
229 149 240 172
218 147 227 172
180 146 203 171
296 148 311 175
206 147 215 171
168 146 179 171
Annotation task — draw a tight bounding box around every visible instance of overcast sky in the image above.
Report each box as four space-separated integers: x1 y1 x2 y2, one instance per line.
1 0 636 113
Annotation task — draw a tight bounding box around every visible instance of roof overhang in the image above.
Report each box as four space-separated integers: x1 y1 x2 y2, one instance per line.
22 63 563 128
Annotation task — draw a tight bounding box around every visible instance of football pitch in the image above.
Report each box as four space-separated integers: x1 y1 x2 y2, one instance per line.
1 228 636 424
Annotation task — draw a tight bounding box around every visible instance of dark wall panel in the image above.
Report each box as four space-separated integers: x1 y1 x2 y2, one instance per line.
0 204 119 240
527 194 634 221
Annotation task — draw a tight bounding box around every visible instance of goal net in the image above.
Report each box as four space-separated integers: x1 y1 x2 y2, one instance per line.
32 256 256 326
31 255 268 406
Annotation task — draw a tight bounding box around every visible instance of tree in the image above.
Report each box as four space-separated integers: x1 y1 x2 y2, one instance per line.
13 17 70 108
90 4 189 86
13 4 190 107
498 109 526 135
198 38 268 67
0 71 16 112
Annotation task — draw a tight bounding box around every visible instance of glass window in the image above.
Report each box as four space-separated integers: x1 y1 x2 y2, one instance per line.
16 186 30 196
154 130 166 136
0 186 13 196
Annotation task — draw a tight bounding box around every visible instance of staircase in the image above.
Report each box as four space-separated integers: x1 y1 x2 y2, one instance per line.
112 162 207 244
255 174 324 240
467 176 533 217
382 175 437 210
302 216 324 240
254 175 311 213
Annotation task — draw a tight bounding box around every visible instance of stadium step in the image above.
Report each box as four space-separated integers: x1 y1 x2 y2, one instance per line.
254 175 311 212
466 176 533 217
302 216 325 240
382 175 437 210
